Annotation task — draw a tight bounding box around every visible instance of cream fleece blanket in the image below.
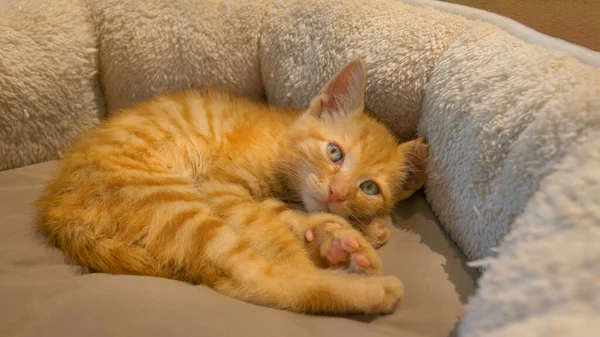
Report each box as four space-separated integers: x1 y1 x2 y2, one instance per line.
459 130 600 336
1 0 599 335
0 0 103 171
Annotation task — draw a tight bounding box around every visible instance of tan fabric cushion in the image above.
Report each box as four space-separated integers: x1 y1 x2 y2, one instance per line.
0 161 478 337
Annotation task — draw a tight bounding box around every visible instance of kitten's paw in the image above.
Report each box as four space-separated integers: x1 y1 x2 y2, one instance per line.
355 215 392 249
345 276 404 315
305 215 382 275
367 276 404 314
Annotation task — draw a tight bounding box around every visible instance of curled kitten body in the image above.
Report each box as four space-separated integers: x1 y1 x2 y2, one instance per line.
36 58 428 315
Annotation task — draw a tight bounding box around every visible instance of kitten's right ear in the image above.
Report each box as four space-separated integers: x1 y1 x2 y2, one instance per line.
396 137 429 200
308 58 367 119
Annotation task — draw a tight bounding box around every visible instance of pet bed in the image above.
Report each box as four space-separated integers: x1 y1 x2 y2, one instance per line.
0 0 598 336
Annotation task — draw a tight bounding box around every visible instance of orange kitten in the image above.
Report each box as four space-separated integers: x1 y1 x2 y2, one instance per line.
36 58 428 315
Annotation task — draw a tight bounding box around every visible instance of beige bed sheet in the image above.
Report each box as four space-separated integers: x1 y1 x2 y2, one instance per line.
0 161 478 337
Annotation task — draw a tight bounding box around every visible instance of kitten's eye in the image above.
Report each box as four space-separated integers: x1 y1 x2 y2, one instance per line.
359 180 380 195
326 143 344 163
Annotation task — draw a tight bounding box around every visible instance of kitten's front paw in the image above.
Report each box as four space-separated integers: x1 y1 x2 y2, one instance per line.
304 214 382 275
355 215 392 249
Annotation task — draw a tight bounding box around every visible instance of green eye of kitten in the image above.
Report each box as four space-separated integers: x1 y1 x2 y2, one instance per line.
326 143 344 163
360 181 379 195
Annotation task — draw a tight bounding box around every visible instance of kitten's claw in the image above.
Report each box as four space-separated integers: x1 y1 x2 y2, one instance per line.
305 216 382 275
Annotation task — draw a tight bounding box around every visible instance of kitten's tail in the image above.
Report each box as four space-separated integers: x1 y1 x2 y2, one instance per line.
37 224 165 277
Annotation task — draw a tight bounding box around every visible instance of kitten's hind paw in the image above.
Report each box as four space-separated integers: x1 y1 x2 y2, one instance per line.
305 215 382 275
344 275 404 315
368 276 404 314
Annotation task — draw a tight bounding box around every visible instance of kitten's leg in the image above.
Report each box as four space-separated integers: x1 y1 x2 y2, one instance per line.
205 205 403 314
199 181 383 275
218 198 315 271
145 203 403 314
351 215 392 249
214 260 404 315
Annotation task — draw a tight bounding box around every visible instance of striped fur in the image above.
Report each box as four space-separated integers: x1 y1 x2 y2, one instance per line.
36 59 428 315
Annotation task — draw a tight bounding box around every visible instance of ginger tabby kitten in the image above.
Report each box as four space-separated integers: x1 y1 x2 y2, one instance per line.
36 58 428 315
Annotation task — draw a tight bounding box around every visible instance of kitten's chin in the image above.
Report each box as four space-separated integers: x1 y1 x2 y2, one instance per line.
302 195 328 213
326 202 349 218
300 188 328 213
301 193 350 218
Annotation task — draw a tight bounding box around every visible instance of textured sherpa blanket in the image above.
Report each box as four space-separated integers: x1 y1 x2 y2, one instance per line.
0 0 103 171
0 0 599 336
459 130 600 336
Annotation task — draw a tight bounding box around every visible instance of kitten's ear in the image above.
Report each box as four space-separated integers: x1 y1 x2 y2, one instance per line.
308 58 367 119
396 137 430 200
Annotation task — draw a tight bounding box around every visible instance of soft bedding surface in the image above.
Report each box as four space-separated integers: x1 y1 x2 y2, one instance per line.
459 131 600 337
0 161 478 337
1 0 600 336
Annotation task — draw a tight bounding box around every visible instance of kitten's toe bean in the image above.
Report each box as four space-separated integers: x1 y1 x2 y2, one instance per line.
326 240 347 264
346 235 381 275
323 222 343 231
352 254 371 268
305 229 314 242
347 248 380 274
342 236 360 250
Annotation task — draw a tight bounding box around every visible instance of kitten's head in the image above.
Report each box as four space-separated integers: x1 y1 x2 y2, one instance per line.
283 58 429 220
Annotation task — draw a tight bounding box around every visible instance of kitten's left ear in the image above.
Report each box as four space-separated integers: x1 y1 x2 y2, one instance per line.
396 137 430 200
308 57 367 119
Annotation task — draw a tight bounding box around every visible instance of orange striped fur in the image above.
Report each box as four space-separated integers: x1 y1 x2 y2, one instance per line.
36 59 429 315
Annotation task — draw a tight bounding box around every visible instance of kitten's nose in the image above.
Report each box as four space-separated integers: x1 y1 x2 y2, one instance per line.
327 185 347 203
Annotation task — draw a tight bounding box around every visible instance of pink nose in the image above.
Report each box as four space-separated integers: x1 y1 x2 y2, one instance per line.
327 185 346 203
